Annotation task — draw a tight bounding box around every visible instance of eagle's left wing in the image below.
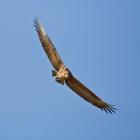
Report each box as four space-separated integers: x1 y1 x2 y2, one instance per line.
65 73 116 114
34 18 65 71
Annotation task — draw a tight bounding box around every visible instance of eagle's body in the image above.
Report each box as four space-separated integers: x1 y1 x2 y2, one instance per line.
52 66 69 85
34 18 117 114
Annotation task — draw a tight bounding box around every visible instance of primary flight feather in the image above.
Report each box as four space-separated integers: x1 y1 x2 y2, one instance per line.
34 18 116 114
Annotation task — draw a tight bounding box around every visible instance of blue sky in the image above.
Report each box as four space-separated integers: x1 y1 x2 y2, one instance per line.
0 0 140 140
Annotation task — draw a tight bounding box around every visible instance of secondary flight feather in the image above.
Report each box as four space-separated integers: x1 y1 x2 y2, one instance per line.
34 18 116 114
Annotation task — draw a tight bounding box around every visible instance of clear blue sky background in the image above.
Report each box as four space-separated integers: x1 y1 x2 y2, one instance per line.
0 0 139 140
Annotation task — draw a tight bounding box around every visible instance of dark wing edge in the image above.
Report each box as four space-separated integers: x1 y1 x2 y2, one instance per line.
34 18 65 71
65 74 117 114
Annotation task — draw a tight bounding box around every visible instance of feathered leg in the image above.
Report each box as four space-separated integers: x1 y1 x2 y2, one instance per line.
55 78 65 85
52 70 57 76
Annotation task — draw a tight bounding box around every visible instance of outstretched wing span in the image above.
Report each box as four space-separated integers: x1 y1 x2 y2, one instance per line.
34 18 65 71
65 73 116 114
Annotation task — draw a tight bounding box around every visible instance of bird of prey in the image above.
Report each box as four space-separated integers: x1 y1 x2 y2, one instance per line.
34 18 116 114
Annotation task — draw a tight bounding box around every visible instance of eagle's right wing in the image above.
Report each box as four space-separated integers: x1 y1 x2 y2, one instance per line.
65 73 116 114
34 18 65 71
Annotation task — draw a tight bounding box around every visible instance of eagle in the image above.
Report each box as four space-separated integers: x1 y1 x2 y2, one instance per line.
34 18 116 114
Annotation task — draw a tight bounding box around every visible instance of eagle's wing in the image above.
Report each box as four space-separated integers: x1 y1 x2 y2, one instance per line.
34 18 65 71
65 73 116 114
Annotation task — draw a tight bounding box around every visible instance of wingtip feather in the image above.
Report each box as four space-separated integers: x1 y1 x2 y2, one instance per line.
33 18 46 36
102 104 117 114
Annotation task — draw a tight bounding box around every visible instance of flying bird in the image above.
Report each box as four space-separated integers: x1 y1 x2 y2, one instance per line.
34 18 116 114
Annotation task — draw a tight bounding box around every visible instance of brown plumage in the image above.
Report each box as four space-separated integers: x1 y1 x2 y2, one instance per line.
34 18 117 114
34 19 65 71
